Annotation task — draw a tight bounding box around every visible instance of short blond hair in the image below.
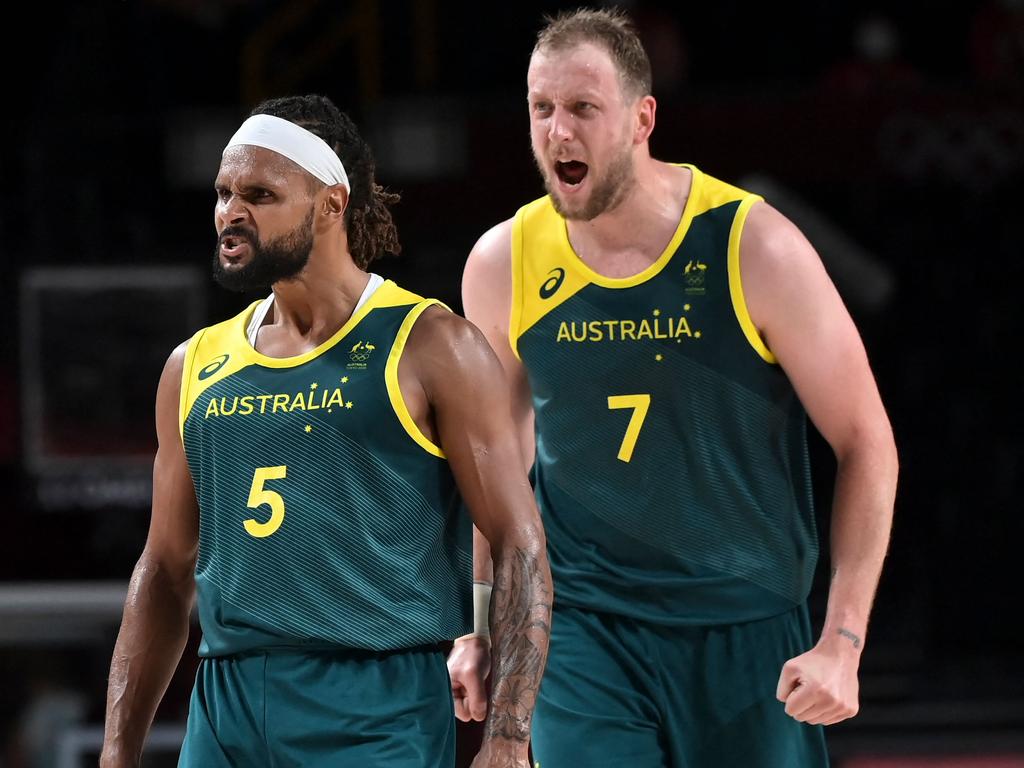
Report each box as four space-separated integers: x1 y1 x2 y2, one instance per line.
534 8 652 100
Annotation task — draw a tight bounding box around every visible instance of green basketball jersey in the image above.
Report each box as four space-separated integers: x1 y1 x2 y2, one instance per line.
179 280 471 656
511 166 817 625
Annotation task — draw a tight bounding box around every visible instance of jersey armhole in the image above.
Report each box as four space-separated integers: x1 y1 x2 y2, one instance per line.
384 301 447 458
178 329 206 445
727 195 777 364
509 212 525 361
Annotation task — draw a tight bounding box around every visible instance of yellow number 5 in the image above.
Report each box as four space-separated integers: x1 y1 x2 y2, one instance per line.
607 394 651 463
243 465 287 538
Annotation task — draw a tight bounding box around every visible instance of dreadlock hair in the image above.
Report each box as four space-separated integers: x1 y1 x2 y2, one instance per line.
535 8 652 101
249 94 401 270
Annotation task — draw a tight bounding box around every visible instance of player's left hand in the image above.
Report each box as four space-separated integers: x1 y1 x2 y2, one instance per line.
775 639 861 725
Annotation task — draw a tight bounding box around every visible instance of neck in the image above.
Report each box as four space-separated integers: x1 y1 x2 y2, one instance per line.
566 157 690 260
269 244 370 341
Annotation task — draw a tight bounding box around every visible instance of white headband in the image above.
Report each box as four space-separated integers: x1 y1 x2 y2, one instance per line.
224 114 350 191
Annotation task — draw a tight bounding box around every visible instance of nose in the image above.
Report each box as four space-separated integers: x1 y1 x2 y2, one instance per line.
217 193 251 228
548 105 574 143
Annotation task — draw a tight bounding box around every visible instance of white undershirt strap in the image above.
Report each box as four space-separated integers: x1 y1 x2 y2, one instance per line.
246 295 275 347
246 273 385 347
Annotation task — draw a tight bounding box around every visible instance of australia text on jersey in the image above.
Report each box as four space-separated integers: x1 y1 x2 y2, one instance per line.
555 307 702 343
202 381 353 418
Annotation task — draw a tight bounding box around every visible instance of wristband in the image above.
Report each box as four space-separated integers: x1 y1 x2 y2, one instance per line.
470 581 492 639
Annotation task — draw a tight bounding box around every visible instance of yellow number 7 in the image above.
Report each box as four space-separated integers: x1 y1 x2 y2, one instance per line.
244 465 287 538
607 394 651 463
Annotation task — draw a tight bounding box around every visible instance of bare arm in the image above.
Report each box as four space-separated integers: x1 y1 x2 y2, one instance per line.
462 219 536 467
444 221 540 725
461 218 536 592
742 202 898 724
407 306 551 764
101 344 200 767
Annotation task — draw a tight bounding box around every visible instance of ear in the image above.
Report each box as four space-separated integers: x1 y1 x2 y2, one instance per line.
634 95 656 144
321 184 350 223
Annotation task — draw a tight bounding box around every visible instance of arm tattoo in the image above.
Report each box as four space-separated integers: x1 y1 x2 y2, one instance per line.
484 545 552 745
837 627 861 649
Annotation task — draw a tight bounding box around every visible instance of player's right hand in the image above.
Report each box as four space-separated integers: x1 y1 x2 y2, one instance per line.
447 634 491 721
775 640 861 726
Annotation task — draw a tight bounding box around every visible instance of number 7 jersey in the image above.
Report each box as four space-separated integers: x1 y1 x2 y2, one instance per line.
179 281 471 656
511 166 818 625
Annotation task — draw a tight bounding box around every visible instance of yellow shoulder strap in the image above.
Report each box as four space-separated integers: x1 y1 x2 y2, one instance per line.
384 299 449 458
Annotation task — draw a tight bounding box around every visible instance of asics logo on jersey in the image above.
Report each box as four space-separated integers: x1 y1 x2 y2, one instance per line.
198 354 230 380
539 267 565 299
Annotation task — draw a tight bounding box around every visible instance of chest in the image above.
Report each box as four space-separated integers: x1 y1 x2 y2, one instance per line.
574 248 659 279
189 343 391 442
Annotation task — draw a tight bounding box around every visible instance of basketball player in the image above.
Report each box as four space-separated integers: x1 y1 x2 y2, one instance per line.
448 9 897 767
100 95 551 768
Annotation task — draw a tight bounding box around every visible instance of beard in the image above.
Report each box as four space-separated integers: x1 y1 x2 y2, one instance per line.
536 141 636 222
212 207 315 292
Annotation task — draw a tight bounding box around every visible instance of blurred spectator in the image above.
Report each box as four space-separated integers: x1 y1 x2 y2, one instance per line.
821 14 923 97
970 0 1024 90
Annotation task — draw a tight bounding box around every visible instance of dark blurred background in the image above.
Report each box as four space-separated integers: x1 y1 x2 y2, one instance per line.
1 0 1022 765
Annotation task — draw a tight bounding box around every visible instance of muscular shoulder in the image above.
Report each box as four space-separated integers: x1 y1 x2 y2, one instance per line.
168 339 190 368
741 202 817 275
741 202 831 322
463 217 515 337
408 305 490 360
466 217 514 272
403 305 501 398
153 340 193 441
161 341 191 395
395 303 503 417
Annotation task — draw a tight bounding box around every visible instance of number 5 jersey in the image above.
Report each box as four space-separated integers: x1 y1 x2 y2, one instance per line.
179 280 471 656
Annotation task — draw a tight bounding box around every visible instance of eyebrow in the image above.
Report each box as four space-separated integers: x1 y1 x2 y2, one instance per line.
214 179 280 192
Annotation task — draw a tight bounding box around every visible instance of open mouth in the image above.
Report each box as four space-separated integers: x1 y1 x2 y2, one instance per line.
555 160 589 186
220 234 251 259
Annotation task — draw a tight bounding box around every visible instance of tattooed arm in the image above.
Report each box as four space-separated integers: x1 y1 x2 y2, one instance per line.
447 217 542 729
403 307 552 766
483 543 551 749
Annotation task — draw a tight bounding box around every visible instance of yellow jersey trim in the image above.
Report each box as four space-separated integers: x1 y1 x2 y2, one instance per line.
559 164 705 289
178 328 207 444
236 280 413 369
385 300 447 458
512 199 593 340
179 280 428 434
513 164 725 342
179 302 263 436
727 196 776 364
513 165 761 349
